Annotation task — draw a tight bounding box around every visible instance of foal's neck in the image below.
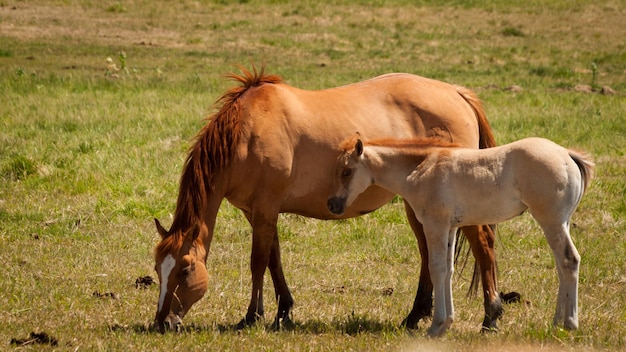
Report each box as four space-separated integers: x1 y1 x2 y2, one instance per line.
365 145 431 192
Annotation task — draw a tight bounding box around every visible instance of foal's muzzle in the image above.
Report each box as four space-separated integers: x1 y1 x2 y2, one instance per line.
327 196 346 215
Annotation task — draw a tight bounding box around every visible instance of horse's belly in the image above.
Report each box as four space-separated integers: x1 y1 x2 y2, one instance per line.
282 186 396 220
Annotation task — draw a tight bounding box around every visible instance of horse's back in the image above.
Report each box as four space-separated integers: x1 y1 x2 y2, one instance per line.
242 73 479 145
227 73 483 219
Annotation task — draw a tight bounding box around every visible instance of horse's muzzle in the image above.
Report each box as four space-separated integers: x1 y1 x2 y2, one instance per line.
327 196 346 215
154 313 183 334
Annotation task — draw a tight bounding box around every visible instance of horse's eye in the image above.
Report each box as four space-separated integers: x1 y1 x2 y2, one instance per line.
178 263 196 277
341 169 352 178
179 267 191 277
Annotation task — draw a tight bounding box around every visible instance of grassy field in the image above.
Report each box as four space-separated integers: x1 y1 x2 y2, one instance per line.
1 0 625 350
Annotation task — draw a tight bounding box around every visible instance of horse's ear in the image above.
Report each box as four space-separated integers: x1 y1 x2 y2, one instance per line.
355 139 364 156
155 218 168 239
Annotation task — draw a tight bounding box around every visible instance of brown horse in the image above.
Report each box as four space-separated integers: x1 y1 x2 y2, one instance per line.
328 136 593 336
152 66 501 333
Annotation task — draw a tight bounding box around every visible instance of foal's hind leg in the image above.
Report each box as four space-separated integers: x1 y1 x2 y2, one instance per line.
539 221 580 330
461 224 503 331
401 201 433 329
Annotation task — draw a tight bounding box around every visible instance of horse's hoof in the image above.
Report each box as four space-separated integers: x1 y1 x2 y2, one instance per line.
480 326 499 333
235 313 263 330
235 317 253 330
235 320 246 330
151 321 166 334
401 317 419 330
401 311 430 330
272 316 295 331
481 319 499 333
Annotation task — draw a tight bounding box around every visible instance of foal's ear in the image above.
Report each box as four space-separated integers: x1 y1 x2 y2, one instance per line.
355 139 364 156
155 218 168 239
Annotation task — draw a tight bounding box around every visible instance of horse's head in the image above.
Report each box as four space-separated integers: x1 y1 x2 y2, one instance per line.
327 137 372 216
153 219 209 333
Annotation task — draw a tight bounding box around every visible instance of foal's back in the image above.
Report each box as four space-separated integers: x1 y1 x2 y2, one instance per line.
415 137 586 226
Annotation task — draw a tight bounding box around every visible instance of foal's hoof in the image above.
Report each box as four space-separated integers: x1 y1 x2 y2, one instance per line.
427 325 446 338
427 318 453 338
563 318 579 331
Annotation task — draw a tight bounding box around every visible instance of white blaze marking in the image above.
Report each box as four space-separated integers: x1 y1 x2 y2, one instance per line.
158 254 176 313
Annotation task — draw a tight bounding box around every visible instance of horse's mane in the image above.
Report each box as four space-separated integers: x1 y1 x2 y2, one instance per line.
155 231 186 260
168 65 283 235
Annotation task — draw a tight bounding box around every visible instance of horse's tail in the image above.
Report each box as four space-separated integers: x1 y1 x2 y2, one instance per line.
454 85 497 149
569 149 595 196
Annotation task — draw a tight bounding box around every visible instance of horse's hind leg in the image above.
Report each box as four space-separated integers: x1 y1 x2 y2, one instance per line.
539 221 580 330
401 201 433 329
461 224 503 331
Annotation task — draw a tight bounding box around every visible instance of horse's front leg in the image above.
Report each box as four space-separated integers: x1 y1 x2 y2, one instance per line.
461 224 503 331
236 211 279 329
424 224 454 337
268 231 294 330
401 201 433 329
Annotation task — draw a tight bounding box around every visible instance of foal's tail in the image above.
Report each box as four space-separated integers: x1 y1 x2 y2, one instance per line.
569 149 595 195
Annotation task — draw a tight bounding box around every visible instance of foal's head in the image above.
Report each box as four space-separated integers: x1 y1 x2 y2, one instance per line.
327 137 372 216
153 219 209 333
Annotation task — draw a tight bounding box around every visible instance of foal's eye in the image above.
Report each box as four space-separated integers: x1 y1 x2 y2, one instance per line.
341 169 352 178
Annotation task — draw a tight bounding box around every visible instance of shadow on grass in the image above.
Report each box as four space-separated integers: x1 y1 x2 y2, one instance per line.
109 313 419 336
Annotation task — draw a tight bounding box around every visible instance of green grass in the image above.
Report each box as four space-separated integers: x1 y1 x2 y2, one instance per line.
0 0 625 350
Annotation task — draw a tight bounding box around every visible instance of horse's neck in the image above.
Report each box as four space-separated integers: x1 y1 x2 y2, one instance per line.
366 146 429 194
172 183 225 252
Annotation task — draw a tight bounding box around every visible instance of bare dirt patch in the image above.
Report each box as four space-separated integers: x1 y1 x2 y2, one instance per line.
0 2 182 47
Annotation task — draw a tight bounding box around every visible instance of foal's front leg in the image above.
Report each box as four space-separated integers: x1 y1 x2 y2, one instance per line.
424 224 456 337
444 228 457 329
